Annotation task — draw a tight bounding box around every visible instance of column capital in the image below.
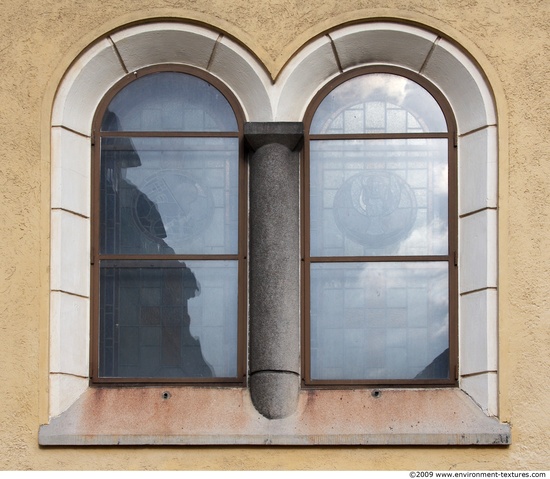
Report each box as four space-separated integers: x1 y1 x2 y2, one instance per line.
244 122 303 152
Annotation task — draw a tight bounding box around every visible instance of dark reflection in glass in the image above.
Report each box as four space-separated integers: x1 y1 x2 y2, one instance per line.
99 260 239 379
100 263 210 378
414 348 449 379
100 112 239 255
101 72 238 132
98 110 239 379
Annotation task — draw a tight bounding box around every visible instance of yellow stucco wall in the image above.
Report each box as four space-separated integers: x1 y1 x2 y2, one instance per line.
0 0 548 470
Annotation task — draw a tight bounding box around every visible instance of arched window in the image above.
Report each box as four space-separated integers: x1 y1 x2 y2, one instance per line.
90 66 246 384
42 21 508 446
303 67 457 385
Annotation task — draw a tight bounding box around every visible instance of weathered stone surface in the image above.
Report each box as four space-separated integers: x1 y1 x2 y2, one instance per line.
247 126 302 418
39 387 510 445
249 371 300 419
247 131 302 376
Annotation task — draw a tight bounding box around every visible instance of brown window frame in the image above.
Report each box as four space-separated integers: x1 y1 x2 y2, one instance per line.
301 65 458 387
90 65 248 386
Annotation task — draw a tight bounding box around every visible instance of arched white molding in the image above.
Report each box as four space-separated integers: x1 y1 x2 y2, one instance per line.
45 20 505 443
111 23 274 122
52 23 273 134
275 22 496 129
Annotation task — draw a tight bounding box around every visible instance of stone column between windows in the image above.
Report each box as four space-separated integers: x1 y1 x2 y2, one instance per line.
245 122 303 419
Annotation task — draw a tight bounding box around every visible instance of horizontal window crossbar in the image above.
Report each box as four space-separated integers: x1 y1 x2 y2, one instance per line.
304 378 456 387
308 132 450 140
98 254 241 262
93 376 246 385
99 131 240 138
307 255 451 263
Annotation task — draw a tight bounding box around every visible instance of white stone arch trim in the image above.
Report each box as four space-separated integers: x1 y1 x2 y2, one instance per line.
275 22 496 129
52 23 273 135
47 20 504 441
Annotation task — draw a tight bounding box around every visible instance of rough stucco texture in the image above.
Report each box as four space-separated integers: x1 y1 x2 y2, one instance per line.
1 0 549 470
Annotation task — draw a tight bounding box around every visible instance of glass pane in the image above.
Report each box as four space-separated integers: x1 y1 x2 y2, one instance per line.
311 73 447 134
101 72 238 132
310 262 449 380
100 137 239 255
310 139 448 257
99 260 239 379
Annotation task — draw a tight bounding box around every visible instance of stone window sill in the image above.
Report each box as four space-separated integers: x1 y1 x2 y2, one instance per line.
39 387 510 446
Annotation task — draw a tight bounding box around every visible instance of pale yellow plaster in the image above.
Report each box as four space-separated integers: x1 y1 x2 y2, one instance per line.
1 0 549 470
